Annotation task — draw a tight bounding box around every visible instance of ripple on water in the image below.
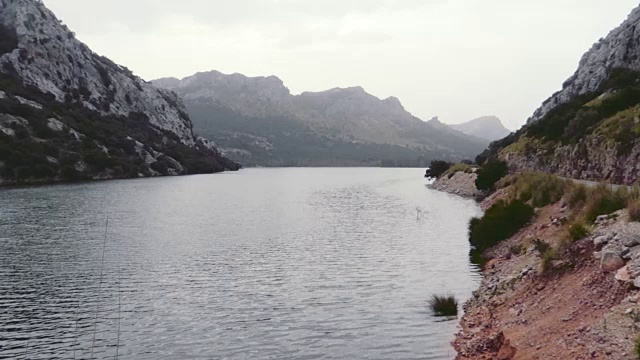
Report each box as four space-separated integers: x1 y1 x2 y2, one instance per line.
0 168 481 359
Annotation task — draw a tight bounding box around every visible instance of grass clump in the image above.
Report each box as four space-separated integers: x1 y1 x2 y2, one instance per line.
532 239 551 254
443 163 473 178
509 244 524 256
510 172 569 207
429 295 458 317
566 221 591 241
540 248 558 274
628 198 640 222
583 185 627 222
469 200 535 252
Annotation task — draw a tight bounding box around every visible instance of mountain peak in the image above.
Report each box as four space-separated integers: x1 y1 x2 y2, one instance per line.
528 4 640 123
449 116 511 142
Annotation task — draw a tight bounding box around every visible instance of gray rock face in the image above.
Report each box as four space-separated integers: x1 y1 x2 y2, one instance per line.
0 0 195 144
528 5 640 123
449 116 512 142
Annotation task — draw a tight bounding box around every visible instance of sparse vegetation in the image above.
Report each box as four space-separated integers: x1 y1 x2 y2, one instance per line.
566 221 591 242
582 185 627 222
443 163 473 178
628 198 640 222
429 295 458 317
540 248 558 274
469 199 534 252
510 172 569 207
533 239 551 254
635 335 640 359
509 244 524 256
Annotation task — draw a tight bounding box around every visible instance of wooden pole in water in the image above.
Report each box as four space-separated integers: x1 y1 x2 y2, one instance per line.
90 215 109 359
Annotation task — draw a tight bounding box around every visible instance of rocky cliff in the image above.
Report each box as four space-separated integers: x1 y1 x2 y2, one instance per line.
154 71 489 166
529 6 640 124
482 4 640 185
0 0 239 185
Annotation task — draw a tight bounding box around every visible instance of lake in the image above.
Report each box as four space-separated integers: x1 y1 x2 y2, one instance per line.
0 168 482 359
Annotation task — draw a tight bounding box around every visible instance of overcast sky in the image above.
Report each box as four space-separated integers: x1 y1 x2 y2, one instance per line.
44 0 638 130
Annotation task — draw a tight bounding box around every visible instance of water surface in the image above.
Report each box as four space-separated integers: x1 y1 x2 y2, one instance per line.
0 168 481 359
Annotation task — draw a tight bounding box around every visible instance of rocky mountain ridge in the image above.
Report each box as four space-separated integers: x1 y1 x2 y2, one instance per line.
529 6 640 123
0 0 239 185
450 116 511 142
154 71 489 166
483 4 640 185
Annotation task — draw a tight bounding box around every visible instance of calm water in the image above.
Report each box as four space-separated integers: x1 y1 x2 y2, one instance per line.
0 168 481 360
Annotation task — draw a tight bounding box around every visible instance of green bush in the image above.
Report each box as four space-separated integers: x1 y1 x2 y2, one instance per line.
509 244 524 256
475 160 508 191
511 172 568 207
567 221 591 241
425 160 453 179
469 200 535 252
429 295 458 317
583 185 627 222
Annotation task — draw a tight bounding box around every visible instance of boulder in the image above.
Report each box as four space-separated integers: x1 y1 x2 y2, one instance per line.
593 236 609 248
623 234 640 248
634 277 640 289
616 266 632 282
601 251 625 272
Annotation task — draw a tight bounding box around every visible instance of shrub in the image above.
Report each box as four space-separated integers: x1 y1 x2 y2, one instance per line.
540 248 558 274
429 295 458 317
469 200 535 252
533 239 551 254
583 185 627 222
475 160 508 191
567 221 591 241
509 244 524 256
425 160 452 179
0 24 18 55
511 172 568 208
567 184 588 208
628 198 640 222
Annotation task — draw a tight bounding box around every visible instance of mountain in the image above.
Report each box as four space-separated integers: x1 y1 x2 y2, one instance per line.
481 4 640 185
0 0 239 185
153 71 488 167
449 116 511 142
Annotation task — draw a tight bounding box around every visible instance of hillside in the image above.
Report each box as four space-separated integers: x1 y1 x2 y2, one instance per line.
449 116 511 142
153 71 489 167
482 5 640 185
0 0 239 185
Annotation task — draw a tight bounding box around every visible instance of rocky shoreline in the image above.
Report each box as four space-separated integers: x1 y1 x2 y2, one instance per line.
429 171 480 198
435 171 640 359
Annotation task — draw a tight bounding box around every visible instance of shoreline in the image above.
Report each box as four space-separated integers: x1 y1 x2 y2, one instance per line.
433 171 640 359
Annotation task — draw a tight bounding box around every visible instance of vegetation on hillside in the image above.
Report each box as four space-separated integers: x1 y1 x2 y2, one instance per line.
0 71 238 185
424 160 453 179
475 160 508 191
469 199 534 252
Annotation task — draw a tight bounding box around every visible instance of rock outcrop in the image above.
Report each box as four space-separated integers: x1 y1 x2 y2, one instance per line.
529 6 640 123
0 0 239 185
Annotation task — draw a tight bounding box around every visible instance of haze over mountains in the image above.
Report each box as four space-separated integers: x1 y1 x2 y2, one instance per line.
154 71 498 167
450 116 511 142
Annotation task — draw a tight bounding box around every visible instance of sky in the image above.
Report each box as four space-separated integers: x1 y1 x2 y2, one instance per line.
44 0 638 130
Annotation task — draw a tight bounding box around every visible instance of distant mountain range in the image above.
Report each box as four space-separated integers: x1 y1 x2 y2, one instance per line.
154 72 498 167
0 0 238 185
449 116 511 142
